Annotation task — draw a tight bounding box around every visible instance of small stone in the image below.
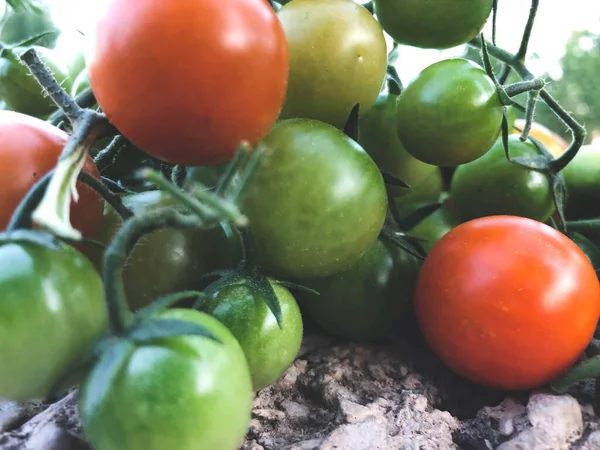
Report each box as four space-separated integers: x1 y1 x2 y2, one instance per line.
498 393 583 450
281 401 311 421
339 400 377 423
319 420 388 450
0 402 26 433
580 430 600 449
253 408 286 422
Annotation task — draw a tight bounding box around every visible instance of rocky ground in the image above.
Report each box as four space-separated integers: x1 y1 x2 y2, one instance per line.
1 322 599 450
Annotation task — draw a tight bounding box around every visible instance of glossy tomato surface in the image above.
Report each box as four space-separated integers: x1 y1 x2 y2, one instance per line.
97 191 242 310
242 118 387 279
374 0 493 49
0 238 107 402
86 0 288 166
296 238 420 341
277 0 387 128
562 144 600 219
359 91 439 197
450 135 555 222
415 216 600 390
79 309 253 450
0 111 102 237
202 278 303 391
396 58 503 167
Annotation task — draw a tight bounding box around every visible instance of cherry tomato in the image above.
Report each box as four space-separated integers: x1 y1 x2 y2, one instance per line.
512 119 568 158
570 232 600 270
242 118 387 279
396 58 503 167
416 215 600 390
358 91 439 197
373 0 493 49
86 0 288 166
0 111 102 238
277 0 387 128
393 169 444 217
201 278 303 391
450 135 555 223
408 203 462 254
296 238 420 341
0 238 107 402
96 191 242 310
79 309 253 450
0 46 72 118
562 144 600 219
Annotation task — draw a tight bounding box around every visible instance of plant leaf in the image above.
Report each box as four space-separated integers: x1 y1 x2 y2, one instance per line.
343 103 360 142
78 339 134 420
550 355 600 394
247 276 283 329
130 318 223 345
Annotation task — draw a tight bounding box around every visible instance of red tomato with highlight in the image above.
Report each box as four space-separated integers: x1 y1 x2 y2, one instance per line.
0 111 103 237
86 0 289 166
415 215 600 391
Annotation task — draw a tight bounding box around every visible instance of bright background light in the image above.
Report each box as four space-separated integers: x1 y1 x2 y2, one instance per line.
47 0 600 84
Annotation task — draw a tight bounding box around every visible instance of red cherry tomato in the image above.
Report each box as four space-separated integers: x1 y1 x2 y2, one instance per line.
415 215 600 390
0 110 102 238
86 0 288 166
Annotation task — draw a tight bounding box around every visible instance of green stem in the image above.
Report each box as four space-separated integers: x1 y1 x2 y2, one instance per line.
102 208 201 336
94 135 127 172
49 87 98 128
565 219 600 234
467 36 587 174
516 0 540 60
19 48 84 124
520 89 540 141
6 171 54 231
78 173 133 220
503 78 544 97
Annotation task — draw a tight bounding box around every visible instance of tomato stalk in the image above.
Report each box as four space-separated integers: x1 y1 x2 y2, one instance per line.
93 135 127 172
503 78 544 98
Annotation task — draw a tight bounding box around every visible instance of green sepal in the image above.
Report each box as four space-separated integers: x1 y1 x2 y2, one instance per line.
129 318 223 345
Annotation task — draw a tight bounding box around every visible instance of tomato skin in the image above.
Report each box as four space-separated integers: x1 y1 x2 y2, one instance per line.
0 239 107 402
416 216 600 390
79 309 253 450
0 46 72 118
570 232 600 270
408 203 462 254
86 0 288 166
296 239 420 341
450 135 555 223
512 119 567 158
359 92 439 197
201 279 303 391
396 58 503 167
243 118 387 279
277 0 387 129
96 191 242 310
0 111 102 238
392 169 444 217
373 0 493 49
562 144 600 219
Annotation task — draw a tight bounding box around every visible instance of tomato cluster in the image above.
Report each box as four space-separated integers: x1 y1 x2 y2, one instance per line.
1 0 600 449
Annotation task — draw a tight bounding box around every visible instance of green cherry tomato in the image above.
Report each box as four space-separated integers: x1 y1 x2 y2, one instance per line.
450 135 555 222
201 278 303 391
0 46 72 118
79 309 253 450
70 68 90 98
0 238 107 402
396 58 503 167
296 239 420 341
562 144 600 219
184 161 231 191
96 191 242 310
358 91 439 197
570 232 600 270
277 0 387 128
373 0 493 49
392 169 444 217
243 118 387 279
408 203 462 253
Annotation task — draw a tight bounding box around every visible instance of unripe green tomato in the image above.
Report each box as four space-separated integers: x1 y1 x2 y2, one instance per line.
201 279 303 391
0 46 72 118
277 0 388 129
70 68 90 98
562 144 600 219
359 91 439 198
373 0 494 50
450 135 555 223
408 203 462 254
393 169 444 217
396 58 503 167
